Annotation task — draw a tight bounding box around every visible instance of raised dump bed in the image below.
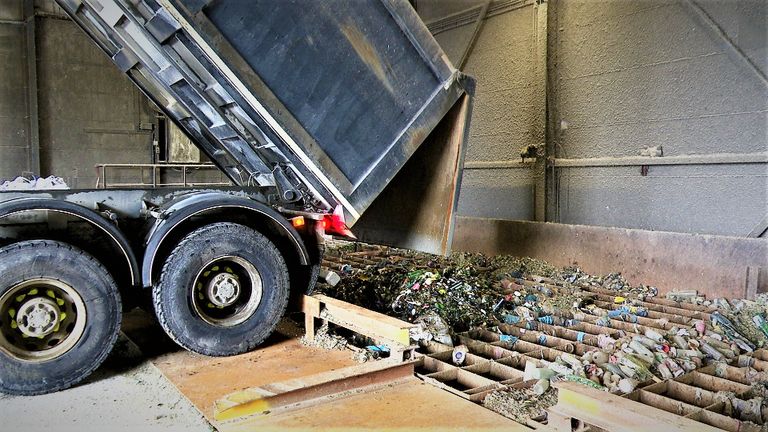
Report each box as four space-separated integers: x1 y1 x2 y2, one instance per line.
58 0 474 253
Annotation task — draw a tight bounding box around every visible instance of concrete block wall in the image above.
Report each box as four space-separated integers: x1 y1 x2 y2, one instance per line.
549 0 767 237
422 0 767 237
422 0 546 221
0 0 763 238
0 1 32 178
36 16 155 188
0 1 156 187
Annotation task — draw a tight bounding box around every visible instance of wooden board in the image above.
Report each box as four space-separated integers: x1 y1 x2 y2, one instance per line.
548 381 722 432
303 294 416 347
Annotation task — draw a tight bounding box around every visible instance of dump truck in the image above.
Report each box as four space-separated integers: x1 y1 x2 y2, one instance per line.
0 0 474 395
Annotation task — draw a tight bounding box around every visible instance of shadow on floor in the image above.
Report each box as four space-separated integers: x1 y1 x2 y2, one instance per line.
78 308 305 387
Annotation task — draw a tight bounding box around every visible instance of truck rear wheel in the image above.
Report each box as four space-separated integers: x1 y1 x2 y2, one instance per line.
153 222 289 356
0 240 121 395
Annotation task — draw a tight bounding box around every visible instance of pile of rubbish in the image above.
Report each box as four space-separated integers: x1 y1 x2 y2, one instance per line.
300 322 391 363
496 308 757 395
322 252 559 332
483 386 558 425
321 248 768 354
299 322 350 352
0 175 69 191
318 244 768 424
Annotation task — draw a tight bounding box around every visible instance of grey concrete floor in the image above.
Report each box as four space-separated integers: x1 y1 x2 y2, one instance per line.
0 334 214 432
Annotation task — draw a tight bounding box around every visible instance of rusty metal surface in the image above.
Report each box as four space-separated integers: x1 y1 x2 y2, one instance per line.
228 378 526 432
453 217 768 299
123 310 525 431
121 315 358 422
352 92 474 255
214 359 417 423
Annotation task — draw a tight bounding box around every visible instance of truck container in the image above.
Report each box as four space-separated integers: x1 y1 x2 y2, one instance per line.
0 0 473 395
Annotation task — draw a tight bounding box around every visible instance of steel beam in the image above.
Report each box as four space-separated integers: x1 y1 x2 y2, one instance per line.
213 359 417 422
683 0 768 89
23 0 39 175
457 1 490 70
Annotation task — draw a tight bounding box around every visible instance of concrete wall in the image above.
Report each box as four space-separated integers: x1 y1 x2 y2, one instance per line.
0 1 156 187
421 0 767 237
549 0 767 237
421 0 547 221
36 15 156 188
0 0 32 179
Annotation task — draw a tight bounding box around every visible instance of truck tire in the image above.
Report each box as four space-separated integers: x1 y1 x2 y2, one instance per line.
0 240 122 395
153 222 289 356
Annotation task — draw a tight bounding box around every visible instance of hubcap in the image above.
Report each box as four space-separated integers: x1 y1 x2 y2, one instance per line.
17 297 60 338
0 279 87 362
207 273 241 307
192 256 262 327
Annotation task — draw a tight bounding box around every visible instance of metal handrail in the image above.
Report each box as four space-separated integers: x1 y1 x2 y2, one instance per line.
95 163 231 189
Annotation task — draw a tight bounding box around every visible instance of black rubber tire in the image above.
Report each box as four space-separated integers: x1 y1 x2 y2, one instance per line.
0 240 122 395
153 222 290 356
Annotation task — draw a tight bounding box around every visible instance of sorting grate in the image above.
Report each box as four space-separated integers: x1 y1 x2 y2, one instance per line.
323 244 765 430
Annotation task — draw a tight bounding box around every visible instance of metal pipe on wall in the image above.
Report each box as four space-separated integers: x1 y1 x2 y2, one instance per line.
463 152 768 169
551 152 768 168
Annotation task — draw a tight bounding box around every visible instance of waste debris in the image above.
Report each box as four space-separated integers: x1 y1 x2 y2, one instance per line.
299 322 350 352
300 322 391 363
0 175 69 191
410 312 453 346
317 241 768 425
483 386 558 425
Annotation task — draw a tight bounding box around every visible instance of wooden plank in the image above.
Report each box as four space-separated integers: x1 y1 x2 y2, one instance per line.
304 294 415 346
549 381 722 432
312 294 417 330
301 295 321 340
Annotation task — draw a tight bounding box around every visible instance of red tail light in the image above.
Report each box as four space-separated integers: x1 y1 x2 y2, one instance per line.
322 206 356 239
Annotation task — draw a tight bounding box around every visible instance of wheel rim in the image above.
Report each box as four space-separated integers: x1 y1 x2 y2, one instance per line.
191 256 263 327
0 279 87 362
